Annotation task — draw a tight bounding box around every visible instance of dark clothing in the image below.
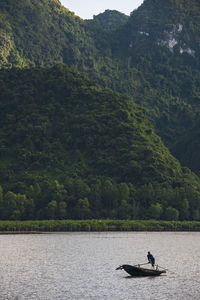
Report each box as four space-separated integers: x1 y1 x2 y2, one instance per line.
147 253 155 266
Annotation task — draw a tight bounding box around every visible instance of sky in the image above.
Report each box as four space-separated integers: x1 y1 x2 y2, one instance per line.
60 0 144 19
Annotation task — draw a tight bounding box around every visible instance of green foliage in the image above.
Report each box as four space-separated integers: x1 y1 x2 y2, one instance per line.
86 10 128 31
148 203 163 220
165 206 179 221
172 117 200 176
0 219 200 232
0 65 199 220
1 0 200 166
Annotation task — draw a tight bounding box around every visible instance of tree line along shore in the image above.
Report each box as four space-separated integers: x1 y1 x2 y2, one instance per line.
0 220 200 232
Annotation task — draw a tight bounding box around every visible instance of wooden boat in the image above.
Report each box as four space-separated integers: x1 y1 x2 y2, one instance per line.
116 264 166 276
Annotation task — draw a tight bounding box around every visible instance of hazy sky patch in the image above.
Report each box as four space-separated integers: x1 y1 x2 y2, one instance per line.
60 0 144 19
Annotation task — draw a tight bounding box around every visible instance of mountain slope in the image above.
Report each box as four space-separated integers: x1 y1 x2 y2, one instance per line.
0 0 98 68
171 117 200 175
119 0 200 54
1 65 200 220
110 0 200 149
86 10 129 31
0 0 129 96
0 64 183 185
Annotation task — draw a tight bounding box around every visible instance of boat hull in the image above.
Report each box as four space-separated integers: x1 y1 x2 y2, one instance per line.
117 264 166 276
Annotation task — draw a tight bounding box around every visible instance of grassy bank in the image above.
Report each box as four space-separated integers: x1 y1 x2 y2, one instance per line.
0 220 200 232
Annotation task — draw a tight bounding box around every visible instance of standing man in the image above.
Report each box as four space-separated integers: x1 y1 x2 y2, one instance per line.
147 251 155 267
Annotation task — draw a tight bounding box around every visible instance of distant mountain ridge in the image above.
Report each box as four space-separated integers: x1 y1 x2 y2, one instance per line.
120 0 200 56
110 0 200 152
86 10 129 31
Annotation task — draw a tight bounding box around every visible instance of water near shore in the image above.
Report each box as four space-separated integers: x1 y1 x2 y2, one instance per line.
0 232 200 299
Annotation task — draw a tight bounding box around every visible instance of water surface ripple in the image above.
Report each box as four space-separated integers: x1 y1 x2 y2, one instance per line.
0 232 200 299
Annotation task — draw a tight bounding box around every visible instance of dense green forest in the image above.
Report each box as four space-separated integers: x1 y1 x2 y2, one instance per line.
0 0 200 222
171 117 200 174
1 0 200 171
86 10 129 31
0 65 200 221
0 0 200 155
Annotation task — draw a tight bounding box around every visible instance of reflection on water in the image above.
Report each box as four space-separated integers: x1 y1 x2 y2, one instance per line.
0 232 200 299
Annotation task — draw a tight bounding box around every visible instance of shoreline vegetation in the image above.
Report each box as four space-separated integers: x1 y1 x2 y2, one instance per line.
0 220 200 233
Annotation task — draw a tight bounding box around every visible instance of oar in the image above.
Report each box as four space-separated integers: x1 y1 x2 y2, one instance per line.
157 265 168 271
133 262 149 267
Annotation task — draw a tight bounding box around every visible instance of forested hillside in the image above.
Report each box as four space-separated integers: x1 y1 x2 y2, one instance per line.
0 0 200 221
0 65 200 220
111 0 200 146
86 10 129 31
1 0 200 172
0 0 100 68
172 117 200 174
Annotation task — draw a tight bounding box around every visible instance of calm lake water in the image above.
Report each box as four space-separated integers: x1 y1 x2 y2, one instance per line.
0 232 200 299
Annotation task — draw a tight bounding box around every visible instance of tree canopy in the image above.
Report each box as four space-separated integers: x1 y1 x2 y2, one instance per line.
0 65 200 220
